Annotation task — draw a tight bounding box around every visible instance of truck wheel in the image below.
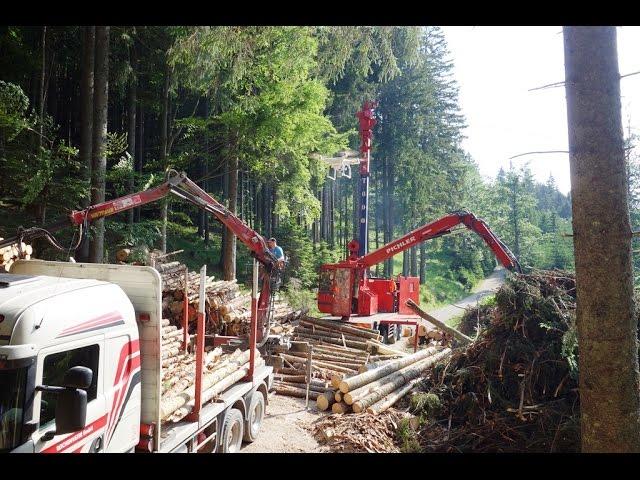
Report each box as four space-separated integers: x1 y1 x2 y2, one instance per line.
387 325 397 344
220 408 244 453
243 392 265 443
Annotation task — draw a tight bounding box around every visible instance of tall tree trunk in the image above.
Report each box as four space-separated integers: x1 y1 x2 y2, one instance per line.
271 188 278 233
564 25 640 452
89 26 109 263
330 180 335 247
419 241 427 284
223 152 238 280
39 26 46 151
410 245 417 277
219 157 230 268
255 181 262 233
127 45 137 227
510 171 521 258
160 61 170 254
135 103 144 223
77 26 95 262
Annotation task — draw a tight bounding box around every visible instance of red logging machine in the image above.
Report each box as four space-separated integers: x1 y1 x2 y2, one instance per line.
317 210 521 319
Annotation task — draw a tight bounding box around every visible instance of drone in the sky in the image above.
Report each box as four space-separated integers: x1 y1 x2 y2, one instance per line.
311 149 361 180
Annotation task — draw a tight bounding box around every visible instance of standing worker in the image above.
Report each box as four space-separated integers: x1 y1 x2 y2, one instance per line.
267 237 285 269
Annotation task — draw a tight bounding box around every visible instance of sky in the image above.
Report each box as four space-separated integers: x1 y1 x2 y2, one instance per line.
441 26 640 194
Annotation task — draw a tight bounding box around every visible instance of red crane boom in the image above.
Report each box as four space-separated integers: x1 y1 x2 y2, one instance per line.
1 170 279 343
318 210 520 319
360 211 519 270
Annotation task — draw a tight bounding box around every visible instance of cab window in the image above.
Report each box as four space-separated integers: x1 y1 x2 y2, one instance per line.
40 345 99 427
319 270 333 293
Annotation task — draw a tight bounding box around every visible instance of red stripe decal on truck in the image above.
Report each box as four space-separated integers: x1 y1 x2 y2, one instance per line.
42 414 108 453
57 311 125 338
105 340 141 446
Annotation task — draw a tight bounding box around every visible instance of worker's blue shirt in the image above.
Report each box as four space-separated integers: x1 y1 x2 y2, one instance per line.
270 246 284 261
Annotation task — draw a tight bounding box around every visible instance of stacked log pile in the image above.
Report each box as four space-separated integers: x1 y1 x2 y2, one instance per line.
159 263 305 337
272 317 409 403
0 239 33 272
159 329 263 425
318 346 451 415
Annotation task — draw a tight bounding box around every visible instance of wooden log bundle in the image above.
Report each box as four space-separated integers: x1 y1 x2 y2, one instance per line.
160 262 305 338
309 347 452 416
160 347 262 423
316 389 337 411
348 349 452 413
0 239 33 272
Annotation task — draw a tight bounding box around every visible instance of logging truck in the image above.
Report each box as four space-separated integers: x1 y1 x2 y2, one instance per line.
0 170 284 453
0 261 272 453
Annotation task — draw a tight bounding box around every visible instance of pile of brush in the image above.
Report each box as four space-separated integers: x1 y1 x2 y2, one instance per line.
415 270 580 452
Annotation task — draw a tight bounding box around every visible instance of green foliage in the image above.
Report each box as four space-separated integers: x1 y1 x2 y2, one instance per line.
105 219 161 250
281 278 318 314
0 80 30 140
396 417 422 453
410 392 443 418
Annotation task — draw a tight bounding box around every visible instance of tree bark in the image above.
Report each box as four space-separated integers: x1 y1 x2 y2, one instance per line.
160 61 170 254
127 44 137 227
563 26 640 452
223 152 238 280
89 26 109 263
39 26 46 151
77 26 95 262
419 241 427 284
135 103 144 223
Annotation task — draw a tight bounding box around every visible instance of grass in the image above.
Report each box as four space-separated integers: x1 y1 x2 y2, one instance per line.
388 254 475 310
396 417 422 453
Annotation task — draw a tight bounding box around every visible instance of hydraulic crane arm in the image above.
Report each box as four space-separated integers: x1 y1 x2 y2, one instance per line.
359 211 521 272
0 170 279 343
1 170 277 268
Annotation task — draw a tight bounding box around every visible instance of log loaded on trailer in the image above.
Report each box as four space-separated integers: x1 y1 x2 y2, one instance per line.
0 170 281 453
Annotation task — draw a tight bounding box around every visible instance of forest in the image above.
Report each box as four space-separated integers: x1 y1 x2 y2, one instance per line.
0 26 581 310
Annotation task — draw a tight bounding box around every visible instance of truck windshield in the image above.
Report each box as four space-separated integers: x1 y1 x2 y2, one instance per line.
0 368 27 452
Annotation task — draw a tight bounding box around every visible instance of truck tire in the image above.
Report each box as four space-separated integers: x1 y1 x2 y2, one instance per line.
220 408 244 453
242 392 266 443
387 325 397 344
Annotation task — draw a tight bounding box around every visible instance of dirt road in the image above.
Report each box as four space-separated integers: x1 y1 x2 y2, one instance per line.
427 266 506 324
240 394 327 453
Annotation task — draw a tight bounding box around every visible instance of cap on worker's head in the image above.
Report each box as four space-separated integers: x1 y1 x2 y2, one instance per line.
268 237 276 243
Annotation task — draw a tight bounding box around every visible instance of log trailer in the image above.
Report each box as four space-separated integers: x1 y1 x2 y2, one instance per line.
0 170 280 453
317 211 521 340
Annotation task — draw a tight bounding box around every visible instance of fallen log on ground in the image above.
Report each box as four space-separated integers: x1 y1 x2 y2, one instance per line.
317 389 337 411
406 299 473 345
339 347 440 393
350 349 451 412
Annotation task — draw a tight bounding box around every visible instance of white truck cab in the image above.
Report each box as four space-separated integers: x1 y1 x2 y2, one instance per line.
0 260 271 453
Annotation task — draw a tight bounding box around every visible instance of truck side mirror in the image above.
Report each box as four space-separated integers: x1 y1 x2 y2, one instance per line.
38 366 93 439
63 366 93 390
55 366 92 434
54 387 87 435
